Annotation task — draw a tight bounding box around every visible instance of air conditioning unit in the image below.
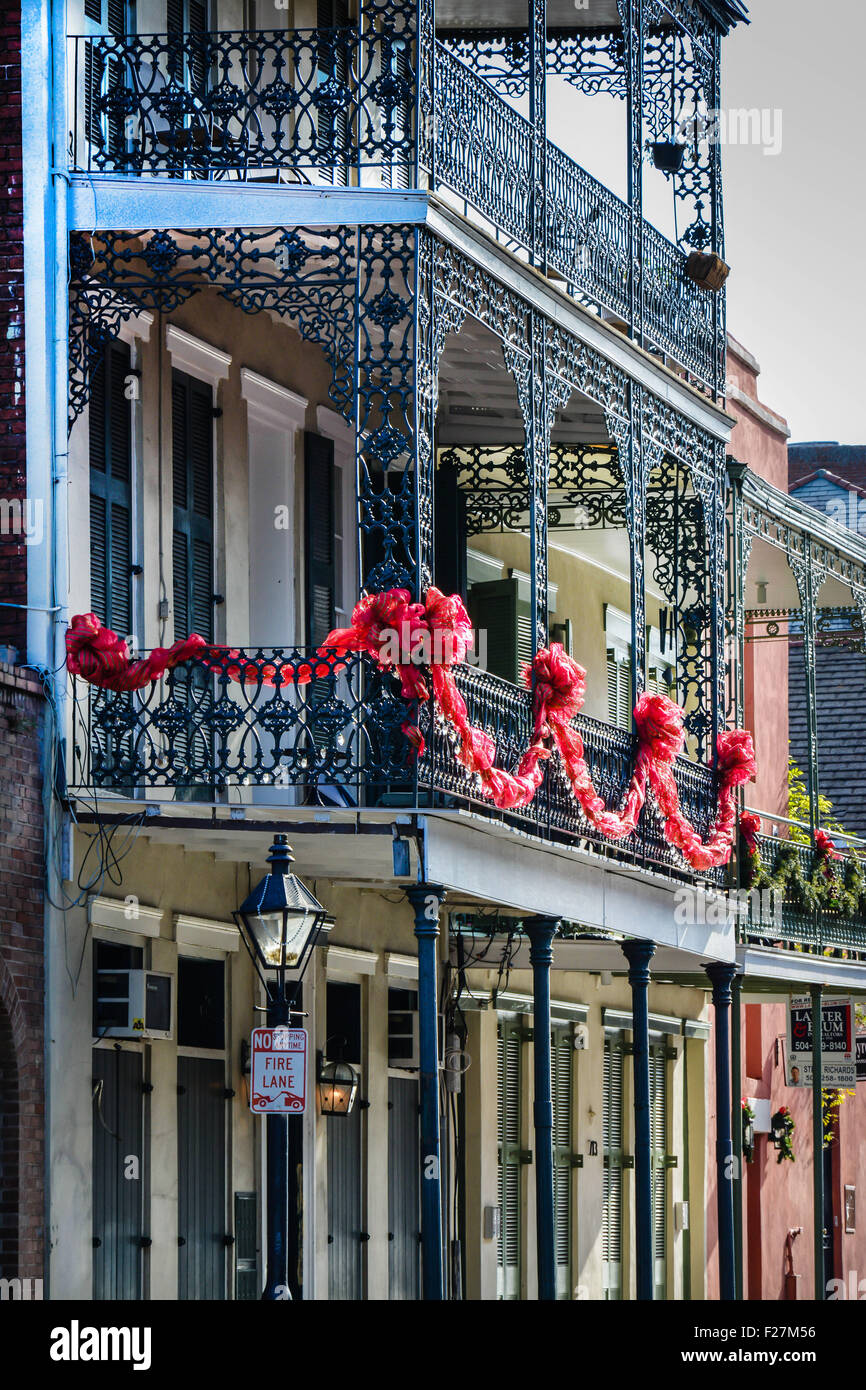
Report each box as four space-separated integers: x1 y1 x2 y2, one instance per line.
94 968 174 1041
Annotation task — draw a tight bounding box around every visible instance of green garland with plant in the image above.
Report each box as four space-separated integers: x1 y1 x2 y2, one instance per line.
773 1106 796 1164
741 762 866 917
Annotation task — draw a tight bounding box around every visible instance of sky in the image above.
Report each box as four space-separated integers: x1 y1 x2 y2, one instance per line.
722 0 866 443
547 0 866 444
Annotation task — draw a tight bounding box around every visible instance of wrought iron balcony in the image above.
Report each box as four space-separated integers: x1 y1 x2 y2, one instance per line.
740 832 866 958
68 25 721 389
69 646 721 884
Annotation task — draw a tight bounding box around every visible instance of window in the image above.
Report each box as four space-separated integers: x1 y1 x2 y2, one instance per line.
90 339 134 639
497 1016 524 1300
602 1033 624 1300
92 939 143 1036
177 957 225 1050
388 987 419 1069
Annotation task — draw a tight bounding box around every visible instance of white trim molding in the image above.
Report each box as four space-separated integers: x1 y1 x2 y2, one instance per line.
117 309 154 346
165 325 232 390
91 894 163 937
385 952 419 981
316 404 354 454
241 368 307 432
173 913 240 953
326 944 379 978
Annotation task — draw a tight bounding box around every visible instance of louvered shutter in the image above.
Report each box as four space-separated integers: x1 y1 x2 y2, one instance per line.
89 339 133 637
606 650 631 730
317 0 351 185
434 462 467 603
171 370 214 793
172 370 214 643
650 1045 669 1299
304 432 336 647
551 1024 574 1299
497 1018 523 1300
602 1036 624 1300
469 579 532 685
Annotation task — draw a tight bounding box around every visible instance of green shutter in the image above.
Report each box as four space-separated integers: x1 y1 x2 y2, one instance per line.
497 1018 524 1300
602 1035 624 1300
551 1024 576 1299
469 578 532 685
650 1045 669 1299
304 431 336 647
172 370 214 642
89 339 133 637
234 1192 258 1300
607 650 631 729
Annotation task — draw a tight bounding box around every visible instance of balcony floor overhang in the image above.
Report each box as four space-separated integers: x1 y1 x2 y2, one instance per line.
70 799 735 964
67 178 735 445
659 947 866 997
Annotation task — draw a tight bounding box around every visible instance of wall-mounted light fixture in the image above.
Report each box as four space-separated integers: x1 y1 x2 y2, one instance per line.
317 1053 359 1117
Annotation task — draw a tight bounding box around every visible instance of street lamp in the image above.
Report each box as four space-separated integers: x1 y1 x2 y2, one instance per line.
233 834 327 1301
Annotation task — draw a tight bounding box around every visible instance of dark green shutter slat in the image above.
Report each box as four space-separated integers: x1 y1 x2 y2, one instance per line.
90 340 132 634
234 1192 258 1300
178 1057 227 1300
388 1076 421 1299
90 496 108 625
469 579 531 685
305 431 336 647
434 463 467 601
92 1048 143 1300
172 370 214 642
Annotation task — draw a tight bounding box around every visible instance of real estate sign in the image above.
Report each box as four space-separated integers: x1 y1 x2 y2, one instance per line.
786 996 855 1086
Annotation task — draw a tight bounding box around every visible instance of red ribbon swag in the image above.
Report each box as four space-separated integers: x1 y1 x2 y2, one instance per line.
66 588 757 872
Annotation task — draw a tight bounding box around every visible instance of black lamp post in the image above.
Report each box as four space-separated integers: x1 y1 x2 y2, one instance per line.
234 834 327 1301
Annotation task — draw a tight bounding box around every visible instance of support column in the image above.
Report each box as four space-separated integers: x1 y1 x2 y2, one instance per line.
525 916 560 1301
616 0 644 343
730 972 743 1301
528 0 547 268
263 990 290 1301
622 938 655 1300
811 983 825 1302
406 884 447 1301
706 962 737 1301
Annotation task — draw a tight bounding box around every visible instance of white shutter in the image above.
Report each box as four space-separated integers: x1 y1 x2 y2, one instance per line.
497 1020 523 1300
607 650 632 730
551 1025 574 1299
650 1047 669 1299
602 1036 624 1299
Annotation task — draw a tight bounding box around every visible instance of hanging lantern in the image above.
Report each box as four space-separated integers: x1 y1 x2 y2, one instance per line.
318 1057 359 1116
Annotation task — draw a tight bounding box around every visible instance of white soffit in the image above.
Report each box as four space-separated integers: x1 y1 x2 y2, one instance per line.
326 944 379 978
91 894 162 937
240 368 308 431
165 325 232 389
174 913 240 953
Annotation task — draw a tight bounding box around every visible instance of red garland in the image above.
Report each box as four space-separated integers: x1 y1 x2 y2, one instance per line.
66 589 758 872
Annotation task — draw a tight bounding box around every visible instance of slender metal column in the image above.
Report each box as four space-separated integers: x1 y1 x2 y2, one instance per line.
407 884 447 1300
706 962 737 1300
730 973 743 1301
811 983 825 1301
262 991 290 1301
525 916 559 1301
622 938 655 1300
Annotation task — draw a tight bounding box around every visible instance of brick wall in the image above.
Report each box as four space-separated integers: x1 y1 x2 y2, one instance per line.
0 2 26 653
0 663 44 1282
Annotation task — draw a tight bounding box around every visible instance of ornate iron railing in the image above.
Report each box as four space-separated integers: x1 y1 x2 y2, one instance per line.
68 27 721 388
739 832 866 956
70 650 722 881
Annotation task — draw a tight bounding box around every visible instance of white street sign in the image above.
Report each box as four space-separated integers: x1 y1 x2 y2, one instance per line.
249 1027 308 1114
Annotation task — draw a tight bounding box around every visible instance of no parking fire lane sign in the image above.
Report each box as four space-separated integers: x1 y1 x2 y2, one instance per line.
249 1027 308 1114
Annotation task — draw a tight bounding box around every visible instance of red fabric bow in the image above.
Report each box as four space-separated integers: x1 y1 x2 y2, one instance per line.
814 829 841 861
739 812 762 856
67 587 757 873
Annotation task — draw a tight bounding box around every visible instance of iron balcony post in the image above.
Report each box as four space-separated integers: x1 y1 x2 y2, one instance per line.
706 961 737 1301
262 989 291 1301
622 937 655 1300
811 984 825 1301
407 883 447 1300
730 971 743 1300
525 915 560 1301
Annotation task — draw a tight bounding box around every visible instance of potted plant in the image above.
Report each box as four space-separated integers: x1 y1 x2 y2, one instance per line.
651 140 686 174
771 1106 796 1164
742 1098 756 1163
